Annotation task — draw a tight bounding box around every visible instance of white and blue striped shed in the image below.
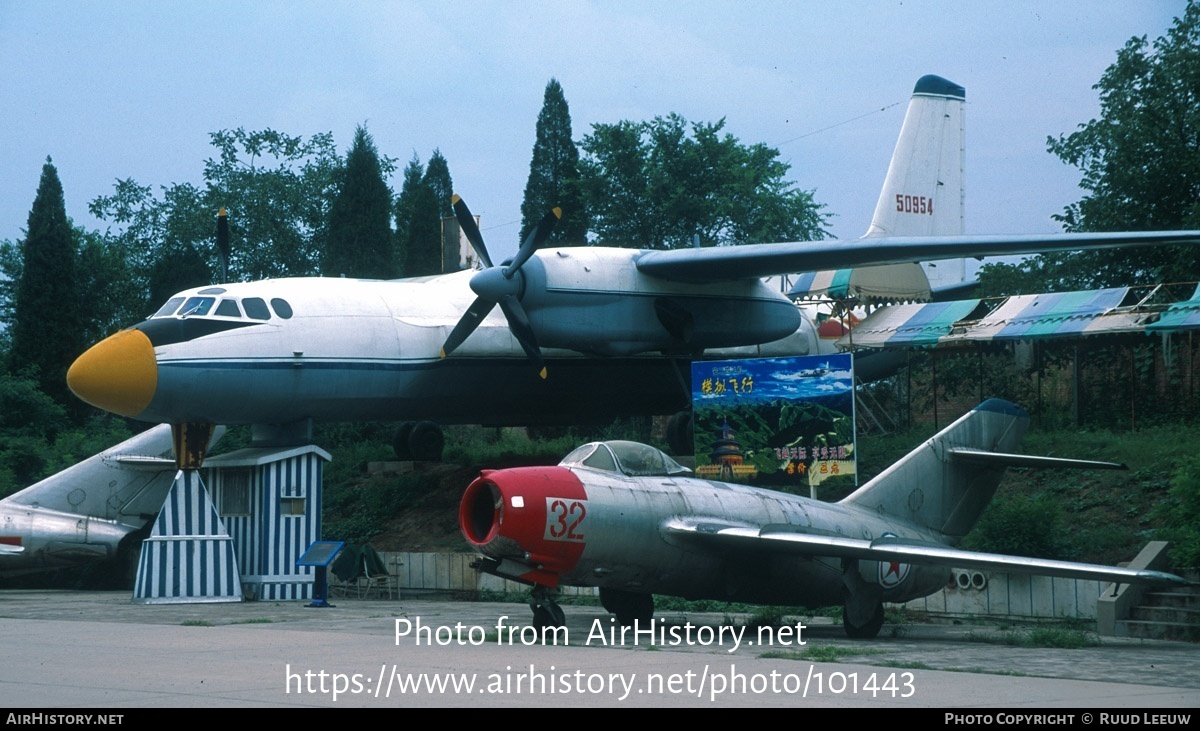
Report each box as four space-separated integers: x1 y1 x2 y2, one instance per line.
204 444 332 601
132 470 243 604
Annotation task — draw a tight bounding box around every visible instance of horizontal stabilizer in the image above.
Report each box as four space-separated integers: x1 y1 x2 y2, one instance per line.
663 519 1190 587
947 449 1127 471
0 544 24 555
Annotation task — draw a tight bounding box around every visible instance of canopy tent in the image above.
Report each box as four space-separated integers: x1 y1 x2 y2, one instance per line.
839 286 1192 350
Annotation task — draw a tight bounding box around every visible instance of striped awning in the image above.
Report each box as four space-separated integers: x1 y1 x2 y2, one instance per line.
1146 283 1200 333
840 286 1175 350
788 262 932 304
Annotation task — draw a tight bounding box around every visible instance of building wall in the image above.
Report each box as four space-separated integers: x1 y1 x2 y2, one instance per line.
209 454 324 601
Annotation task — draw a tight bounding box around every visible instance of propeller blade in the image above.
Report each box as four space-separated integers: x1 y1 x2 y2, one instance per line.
441 296 496 358
505 207 562 278
498 296 546 379
451 194 493 269
216 208 231 281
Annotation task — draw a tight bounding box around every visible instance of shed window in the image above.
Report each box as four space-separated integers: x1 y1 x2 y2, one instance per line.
221 469 252 516
280 498 306 516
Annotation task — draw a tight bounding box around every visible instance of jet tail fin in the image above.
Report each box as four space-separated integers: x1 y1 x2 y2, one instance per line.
789 74 966 304
839 399 1027 538
3 425 225 523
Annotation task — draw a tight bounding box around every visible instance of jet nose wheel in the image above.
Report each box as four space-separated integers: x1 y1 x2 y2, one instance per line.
530 586 565 630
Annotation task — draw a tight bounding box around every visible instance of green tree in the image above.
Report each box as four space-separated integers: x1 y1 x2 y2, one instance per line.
982 2 1200 293
580 114 827 249
75 228 144 347
9 159 83 407
147 241 212 307
423 149 455 219
89 129 342 296
394 154 442 276
324 126 397 279
521 78 588 246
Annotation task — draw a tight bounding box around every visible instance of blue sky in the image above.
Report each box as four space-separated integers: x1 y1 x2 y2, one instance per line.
0 2 1187 263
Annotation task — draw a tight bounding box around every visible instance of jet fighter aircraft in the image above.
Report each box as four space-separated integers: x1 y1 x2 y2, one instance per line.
66 76 1200 460
0 425 224 578
458 399 1189 637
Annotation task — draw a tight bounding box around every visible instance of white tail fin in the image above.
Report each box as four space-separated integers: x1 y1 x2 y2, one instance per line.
790 75 966 303
865 74 965 239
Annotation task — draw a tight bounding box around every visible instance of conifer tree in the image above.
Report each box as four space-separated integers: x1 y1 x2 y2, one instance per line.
325 126 397 278
521 79 588 245
10 158 82 407
395 154 443 277
423 149 455 219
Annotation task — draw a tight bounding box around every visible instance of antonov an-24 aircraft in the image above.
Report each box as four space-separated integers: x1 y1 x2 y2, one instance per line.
67 75 1200 463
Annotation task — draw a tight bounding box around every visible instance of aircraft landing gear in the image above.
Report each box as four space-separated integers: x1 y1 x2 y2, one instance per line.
530 586 565 630
842 601 885 639
392 420 445 462
600 588 654 626
666 410 694 456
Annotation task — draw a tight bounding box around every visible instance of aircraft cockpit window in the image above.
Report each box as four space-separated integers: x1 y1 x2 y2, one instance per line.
270 298 294 319
178 296 215 318
581 444 618 473
242 297 272 320
560 441 691 477
214 299 242 318
607 440 691 477
152 297 185 318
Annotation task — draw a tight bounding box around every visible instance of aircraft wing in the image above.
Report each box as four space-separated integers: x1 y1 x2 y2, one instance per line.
0 545 24 555
663 519 1190 586
635 231 1200 284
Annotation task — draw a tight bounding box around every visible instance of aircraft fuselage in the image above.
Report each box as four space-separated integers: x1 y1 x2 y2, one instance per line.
461 464 948 607
69 247 816 427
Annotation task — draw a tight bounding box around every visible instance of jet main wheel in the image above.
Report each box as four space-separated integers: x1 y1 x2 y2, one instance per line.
666 410 694 456
843 602 885 639
392 422 415 460
407 421 444 462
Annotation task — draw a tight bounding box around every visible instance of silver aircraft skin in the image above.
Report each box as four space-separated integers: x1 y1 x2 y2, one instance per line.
0 425 223 577
459 400 1189 637
65 75 1200 450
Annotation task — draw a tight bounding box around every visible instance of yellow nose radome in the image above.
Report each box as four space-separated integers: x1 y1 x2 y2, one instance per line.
67 329 158 417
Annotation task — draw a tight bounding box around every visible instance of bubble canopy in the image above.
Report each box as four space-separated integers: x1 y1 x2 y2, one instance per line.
559 440 691 477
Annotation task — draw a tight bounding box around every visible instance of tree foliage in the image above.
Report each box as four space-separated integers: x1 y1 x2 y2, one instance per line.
1154 456 1200 570
521 78 588 246
580 114 828 249
9 159 83 406
423 149 455 220
394 154 443 276
89 128 342 305
324 126 397 279
981 2 1200 293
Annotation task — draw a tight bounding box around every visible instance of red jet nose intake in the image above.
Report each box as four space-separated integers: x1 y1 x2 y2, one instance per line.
459 466 588 586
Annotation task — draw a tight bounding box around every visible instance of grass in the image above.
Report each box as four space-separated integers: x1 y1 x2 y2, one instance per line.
230 617 275 624
180 619 213 627
762 646 892 662
966 624 1101 649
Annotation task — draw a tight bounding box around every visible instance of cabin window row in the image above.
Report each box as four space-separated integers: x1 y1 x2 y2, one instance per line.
152 295 294 321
